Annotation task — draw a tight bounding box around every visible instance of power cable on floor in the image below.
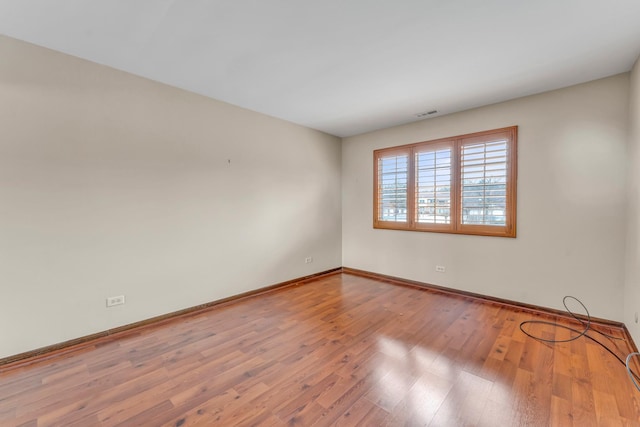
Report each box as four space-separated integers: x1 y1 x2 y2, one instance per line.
519 296 640 392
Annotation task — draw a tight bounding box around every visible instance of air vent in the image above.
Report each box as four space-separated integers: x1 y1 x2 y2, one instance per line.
415 110 438 118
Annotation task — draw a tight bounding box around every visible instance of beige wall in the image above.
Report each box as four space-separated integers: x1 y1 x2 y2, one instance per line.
343 75 629 321
0 36 342 358
625 57 640 345
1 33 637 359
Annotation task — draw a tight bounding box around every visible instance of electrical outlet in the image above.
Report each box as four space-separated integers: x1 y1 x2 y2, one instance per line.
305 257 313 264
435 265 446 273
106 295 125 307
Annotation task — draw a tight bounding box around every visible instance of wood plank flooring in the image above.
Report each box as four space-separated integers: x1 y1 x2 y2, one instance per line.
1 272 639 426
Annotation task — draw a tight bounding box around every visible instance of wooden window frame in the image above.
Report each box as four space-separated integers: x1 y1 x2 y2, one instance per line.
373 126 517 238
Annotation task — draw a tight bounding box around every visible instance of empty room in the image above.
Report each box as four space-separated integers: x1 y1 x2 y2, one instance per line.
2 1 640 426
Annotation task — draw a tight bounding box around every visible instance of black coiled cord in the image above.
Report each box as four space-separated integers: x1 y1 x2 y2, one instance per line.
519 296 640 392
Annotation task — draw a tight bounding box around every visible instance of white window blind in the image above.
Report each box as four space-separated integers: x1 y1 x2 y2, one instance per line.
461 139 508 226
416 148 452 224
378 154 408 222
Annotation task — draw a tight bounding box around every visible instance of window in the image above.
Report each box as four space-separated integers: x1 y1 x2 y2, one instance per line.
374 126 517 237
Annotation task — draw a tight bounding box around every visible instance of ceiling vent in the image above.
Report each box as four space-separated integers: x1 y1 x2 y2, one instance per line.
415 110 438 118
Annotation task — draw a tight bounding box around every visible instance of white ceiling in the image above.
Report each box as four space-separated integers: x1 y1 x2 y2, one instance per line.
1 1 639 137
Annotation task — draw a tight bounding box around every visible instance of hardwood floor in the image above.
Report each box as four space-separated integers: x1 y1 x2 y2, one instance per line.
1 272 639 426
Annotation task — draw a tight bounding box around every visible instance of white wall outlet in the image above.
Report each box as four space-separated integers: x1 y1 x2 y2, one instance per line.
435 265 446 273
106 295 125 307
305 257 313 264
